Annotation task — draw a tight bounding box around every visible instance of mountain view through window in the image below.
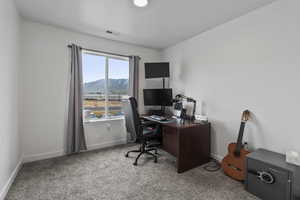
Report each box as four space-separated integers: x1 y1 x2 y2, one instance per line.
82 51 129 120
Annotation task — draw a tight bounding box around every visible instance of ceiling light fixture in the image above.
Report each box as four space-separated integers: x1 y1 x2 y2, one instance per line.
133 0 148 7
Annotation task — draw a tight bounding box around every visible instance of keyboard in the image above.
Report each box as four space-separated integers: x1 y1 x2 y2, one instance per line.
149 115 167 121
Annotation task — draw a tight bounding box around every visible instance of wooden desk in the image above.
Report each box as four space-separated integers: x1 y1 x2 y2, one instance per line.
143 117 211 173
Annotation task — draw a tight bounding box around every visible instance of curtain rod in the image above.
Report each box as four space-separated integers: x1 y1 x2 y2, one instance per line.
67 45 137 59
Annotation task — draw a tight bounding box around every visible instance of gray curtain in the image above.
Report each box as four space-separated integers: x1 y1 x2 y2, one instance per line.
129 56 140 101
66 44 87 154
127 56 140 142
123 99 137 143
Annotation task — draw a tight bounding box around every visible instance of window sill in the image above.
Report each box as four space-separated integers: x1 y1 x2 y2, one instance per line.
84 116 125 124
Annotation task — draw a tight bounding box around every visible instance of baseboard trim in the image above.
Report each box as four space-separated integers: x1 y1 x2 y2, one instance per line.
23 150 65 163
0 159 23 200
23 139 127 163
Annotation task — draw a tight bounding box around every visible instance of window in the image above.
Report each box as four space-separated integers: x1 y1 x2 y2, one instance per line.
82 50 129 121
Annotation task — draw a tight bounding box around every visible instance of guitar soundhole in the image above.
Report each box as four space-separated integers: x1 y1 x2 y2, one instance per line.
234 151 241 157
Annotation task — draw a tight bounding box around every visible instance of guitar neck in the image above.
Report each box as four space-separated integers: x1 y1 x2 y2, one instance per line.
235 121 246 153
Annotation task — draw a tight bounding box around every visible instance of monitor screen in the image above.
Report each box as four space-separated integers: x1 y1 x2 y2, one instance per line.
143 89 173 106
145 62 170 79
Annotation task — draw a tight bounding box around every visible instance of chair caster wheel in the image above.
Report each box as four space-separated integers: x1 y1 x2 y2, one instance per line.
125 154 129 158
154 158 158 163
133 162 137 166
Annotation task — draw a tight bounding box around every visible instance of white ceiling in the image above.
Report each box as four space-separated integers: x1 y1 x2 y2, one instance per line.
16 0 275 49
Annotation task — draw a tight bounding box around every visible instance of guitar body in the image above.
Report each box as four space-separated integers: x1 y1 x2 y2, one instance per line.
222 143 250 181
221 110 251 181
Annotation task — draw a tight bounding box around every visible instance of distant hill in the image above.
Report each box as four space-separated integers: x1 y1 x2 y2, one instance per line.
84 79 129 94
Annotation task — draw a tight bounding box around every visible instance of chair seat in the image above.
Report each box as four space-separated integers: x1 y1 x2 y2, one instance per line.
143 127 158 139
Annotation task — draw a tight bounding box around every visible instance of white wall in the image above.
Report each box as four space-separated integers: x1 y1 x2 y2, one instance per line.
0 0 21 198
163 0 300 160
20 20 162 162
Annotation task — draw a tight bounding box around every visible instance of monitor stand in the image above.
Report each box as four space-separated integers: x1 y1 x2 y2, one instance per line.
148 108 165 116
147 77 170 116
161 106 166 116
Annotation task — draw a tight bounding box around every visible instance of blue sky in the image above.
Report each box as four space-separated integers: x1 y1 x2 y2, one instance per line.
82 53 129 83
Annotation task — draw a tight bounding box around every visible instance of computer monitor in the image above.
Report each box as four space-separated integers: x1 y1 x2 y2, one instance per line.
145 62 170 79
143 89 173 106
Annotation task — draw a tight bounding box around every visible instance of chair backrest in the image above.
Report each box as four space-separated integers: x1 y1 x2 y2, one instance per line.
122 97 142 142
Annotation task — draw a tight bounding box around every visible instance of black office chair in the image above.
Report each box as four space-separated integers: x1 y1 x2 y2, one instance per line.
123 97 161 165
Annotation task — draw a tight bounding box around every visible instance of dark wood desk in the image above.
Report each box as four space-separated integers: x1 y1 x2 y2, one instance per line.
143 117 211 173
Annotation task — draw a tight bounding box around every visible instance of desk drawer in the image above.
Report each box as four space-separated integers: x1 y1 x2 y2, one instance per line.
162 127 178 157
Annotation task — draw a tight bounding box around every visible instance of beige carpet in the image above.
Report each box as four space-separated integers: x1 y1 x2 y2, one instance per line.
6 145 259 200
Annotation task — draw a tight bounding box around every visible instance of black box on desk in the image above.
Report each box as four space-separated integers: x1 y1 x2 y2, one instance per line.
246 149 300 200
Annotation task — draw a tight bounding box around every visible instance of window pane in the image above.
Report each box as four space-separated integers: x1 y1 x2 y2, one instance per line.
82 53 106 120
108 58 129 117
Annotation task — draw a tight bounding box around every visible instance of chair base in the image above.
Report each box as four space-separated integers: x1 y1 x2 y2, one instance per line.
125 146 158 166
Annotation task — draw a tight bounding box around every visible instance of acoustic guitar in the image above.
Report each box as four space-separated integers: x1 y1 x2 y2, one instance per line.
221 110 251 181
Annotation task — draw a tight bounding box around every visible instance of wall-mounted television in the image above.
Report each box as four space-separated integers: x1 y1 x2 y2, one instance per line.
145 62 170 79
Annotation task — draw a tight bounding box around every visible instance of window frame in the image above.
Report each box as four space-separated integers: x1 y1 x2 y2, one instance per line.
82 50 130 121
